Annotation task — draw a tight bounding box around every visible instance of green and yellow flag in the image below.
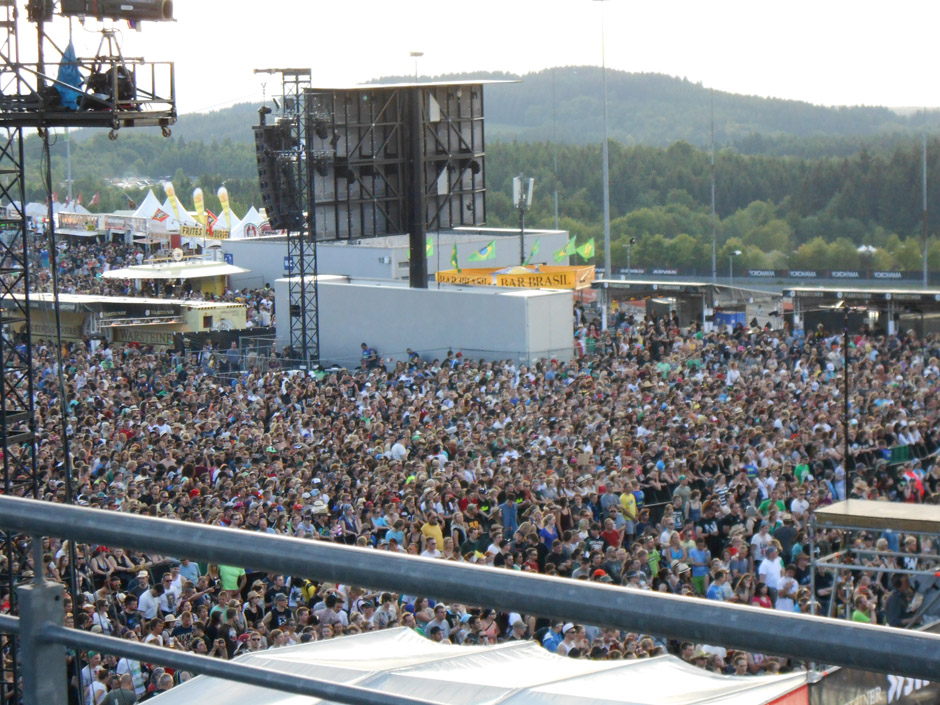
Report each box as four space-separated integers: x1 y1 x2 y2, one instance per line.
524 237 541 265
426 235 434 257
554 235 576 263
451 243 460 273
468 240 496 262
576 237 595 261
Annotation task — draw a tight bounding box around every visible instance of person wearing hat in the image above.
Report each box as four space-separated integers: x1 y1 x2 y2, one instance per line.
262 592 293 630
128 570 150 599
556 623 579 656
758 545 783 604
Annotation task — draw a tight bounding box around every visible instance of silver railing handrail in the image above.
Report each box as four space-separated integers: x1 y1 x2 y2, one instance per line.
1 494 940 697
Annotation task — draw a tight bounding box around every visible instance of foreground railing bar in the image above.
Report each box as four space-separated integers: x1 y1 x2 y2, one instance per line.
0 613 19 635
815 561 940 576
1 496 939 681
41 622 434 705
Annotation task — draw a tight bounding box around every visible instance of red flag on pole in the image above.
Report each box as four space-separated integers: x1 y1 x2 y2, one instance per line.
76 193 83 205
90 192 100 206
52 191 58 203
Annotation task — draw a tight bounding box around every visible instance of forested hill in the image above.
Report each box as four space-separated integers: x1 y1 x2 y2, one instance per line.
68 67 940 157
375 67 939 156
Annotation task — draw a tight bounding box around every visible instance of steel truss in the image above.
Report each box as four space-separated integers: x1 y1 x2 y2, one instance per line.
0 3 176 701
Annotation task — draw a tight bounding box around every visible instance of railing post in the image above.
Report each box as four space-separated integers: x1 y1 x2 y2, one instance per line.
17 581 66 705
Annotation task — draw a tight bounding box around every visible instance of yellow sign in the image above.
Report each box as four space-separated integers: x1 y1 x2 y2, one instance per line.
180 225 230 240
435 265 594 290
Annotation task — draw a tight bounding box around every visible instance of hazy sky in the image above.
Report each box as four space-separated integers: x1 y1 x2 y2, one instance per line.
44 0 940 114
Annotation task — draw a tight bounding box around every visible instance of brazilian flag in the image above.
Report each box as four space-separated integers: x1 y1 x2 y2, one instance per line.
576 238 595 261
524 237 541 265
554 235 576 263
469 240 496 262
426 235 434 257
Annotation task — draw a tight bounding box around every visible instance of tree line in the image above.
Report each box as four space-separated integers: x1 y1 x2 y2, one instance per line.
22 121 940 271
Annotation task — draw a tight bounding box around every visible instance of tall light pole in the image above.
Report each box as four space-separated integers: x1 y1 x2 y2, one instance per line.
552 67 559 231
729 249 741 288
595 0 611 279
514 173 534 264
923 107 928 289
836 299 852 490
626 237 636 272
410 51 423 82
710 88 717 284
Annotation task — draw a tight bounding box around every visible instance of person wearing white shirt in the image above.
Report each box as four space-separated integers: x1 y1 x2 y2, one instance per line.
138 584 162 620
758 545 784 603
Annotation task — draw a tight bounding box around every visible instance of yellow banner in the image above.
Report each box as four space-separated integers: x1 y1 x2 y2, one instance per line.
435 271 493 286
163 181 180 222
435 265 594 290
180 225 230 240
193 188 205 226
218 186 232 229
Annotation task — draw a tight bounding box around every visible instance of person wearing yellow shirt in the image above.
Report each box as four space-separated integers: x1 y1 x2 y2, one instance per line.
421 514 445 551
619 482 638 545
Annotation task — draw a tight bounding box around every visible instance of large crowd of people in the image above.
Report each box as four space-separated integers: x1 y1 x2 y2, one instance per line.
3 246 940 702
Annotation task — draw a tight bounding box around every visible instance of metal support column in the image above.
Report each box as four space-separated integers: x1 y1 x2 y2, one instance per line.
404 86 428 288
18 579 66 705
281 70 319 365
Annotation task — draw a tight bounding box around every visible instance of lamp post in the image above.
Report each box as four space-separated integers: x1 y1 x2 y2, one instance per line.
836 299 852 490
728 249 741 288
410 51 423 82
594 0 611 279
626 237 636 274
513 173 534 265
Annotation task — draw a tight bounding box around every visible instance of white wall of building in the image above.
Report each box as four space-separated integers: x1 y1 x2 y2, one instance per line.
221 229 572 291
274 276 574 367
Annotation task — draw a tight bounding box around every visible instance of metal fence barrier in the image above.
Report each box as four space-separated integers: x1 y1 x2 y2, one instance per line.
2 495 940 705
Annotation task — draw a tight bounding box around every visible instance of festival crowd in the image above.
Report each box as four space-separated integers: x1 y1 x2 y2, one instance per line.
3 273 940 702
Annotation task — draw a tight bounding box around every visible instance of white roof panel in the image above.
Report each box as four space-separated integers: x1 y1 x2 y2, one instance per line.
148 629 806 705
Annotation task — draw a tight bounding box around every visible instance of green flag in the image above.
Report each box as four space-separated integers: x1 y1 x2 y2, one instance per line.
554 235 576 263
426 235 434 257
451 243 460 273
468 240 496 262
576 237 595 261
524 237 541 265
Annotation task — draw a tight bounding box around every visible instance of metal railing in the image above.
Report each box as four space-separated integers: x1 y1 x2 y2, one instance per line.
1 495 940 705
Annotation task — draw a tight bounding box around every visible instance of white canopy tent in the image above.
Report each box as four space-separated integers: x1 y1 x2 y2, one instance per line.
150 628 807 705
131 190 164 220
160 195 199 229
214 206 241 234
230 205 263 239
101 260 249 280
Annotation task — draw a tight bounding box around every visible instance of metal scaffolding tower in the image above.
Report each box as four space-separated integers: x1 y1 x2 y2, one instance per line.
0 2 176 700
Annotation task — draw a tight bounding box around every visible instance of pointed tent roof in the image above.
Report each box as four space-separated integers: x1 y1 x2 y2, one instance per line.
214 206 241 234
160 196 198 228
230 205 263 239
131 190 164 219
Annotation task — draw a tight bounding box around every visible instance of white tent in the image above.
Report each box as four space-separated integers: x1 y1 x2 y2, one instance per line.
132 190 165 220
24 202 48 218
160 195 199 228
230 205 263 239
214 206 241 234
149 628 807 705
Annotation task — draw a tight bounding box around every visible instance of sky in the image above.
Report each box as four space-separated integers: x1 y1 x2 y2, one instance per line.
40 0 940 114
